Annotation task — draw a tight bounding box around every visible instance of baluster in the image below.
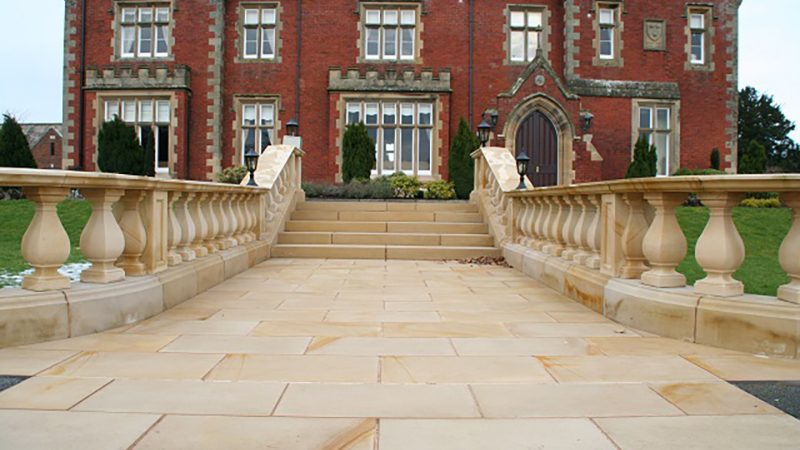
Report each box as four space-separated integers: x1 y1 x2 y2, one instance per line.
224 193 239 248
779 193 800 304
203 193 220 253
531 197 544 248
20 187 71 291
166 191 183 266
246 194 258 241
116 190 147 276
522 198 536 247
620 193 650 279
641 192 688 288
561 195 580 260
547 196 568 257
80 189 126 284
693 192 746 296
574 195 593 265
174 192 196 261
585 195 603 269
189 193 209 257
234 194 247 244
535 197 553 251
216 193 231 250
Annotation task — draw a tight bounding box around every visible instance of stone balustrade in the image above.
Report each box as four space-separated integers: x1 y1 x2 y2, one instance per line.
0 145 304 293
473 147 800 358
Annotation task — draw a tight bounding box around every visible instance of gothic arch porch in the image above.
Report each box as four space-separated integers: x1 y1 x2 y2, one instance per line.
502 94 576 186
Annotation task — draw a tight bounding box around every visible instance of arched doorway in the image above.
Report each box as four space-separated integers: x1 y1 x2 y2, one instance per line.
515 111 559 187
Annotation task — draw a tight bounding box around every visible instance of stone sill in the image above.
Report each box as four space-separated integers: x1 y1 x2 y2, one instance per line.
503 243 800 359
0 241 270 349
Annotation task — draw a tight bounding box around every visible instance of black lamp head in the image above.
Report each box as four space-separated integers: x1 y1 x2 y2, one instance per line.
244 146 259 186
490 112 499 129
516 150 530 190
477 120 492 147
286 119 299 137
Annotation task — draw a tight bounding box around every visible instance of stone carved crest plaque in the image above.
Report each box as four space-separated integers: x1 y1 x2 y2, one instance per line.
643 20 666 51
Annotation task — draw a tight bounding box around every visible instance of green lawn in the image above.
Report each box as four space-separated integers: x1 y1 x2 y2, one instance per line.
676 207 792 296
0 200 91 284
0 200 793 295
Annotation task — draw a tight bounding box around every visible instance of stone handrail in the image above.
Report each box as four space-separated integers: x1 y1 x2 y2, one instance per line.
472 147 800 304
0 145 303 293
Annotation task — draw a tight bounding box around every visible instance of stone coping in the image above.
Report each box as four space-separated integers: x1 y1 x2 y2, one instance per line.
503 243 800 359
0 241 270 349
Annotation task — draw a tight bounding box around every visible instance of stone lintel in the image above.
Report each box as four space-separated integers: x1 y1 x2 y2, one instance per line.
328 67 451 93
84 64 192 91
567 79 680 100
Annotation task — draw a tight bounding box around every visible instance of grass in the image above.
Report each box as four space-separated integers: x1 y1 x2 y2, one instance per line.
676 206 792 297
0 200 793 296
0 200 91 283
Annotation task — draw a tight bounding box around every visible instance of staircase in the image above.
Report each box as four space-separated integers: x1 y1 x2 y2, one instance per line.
272 201 500 260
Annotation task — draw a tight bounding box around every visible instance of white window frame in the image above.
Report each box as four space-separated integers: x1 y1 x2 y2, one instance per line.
242 6 278 60
118 5 171 59
345 100 434 177
638 106 673 177
103 98 172 174
362 7 417 61
598 7 616 60
689 13 706 64
239 101 277 164
509 9 544 63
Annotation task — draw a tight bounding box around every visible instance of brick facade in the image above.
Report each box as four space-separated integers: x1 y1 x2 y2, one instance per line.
22 125 63 170
63 0 741 184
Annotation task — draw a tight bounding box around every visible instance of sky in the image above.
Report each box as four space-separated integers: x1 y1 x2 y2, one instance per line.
0 0 797 140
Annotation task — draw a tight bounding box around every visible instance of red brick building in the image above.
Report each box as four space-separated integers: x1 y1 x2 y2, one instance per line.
21 124 63 170
62 0 741 185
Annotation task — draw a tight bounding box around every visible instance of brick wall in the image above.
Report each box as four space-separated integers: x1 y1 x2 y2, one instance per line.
64 0 740 184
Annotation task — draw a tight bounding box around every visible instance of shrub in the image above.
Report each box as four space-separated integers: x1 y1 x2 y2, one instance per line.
625 136 658 179
343 178 395 199
449 117 480 199
341 122 376 183
739 140 767 174
389 172 422 198
741 198 782 208
97 117 148 176
0 114 37 169
710 148 721 170
423 180 456 200
218 165 248 184
673 168 727 176
141 129 156 177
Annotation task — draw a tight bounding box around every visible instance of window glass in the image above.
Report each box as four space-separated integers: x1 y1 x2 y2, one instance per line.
384 10 398 26
243 105 257 125
106 101 120 121
262 9 277 25
262 28 276 57
260 104 274 126
366 28 380 58
401 128 414 172
122 9 136 23
599 8 615 25
401 104 414 125
528 11 542 28
510 31 525 61
139 8 153 23
139 26 153 55
244 28 258 57
156 26 168 55
510 11 525 28
639 108 653 129
655 134 669 175
366 10 381 25
157 125 170 168
155 8 169 22
140 101 154 122
365 104 379 125
365 7 416 60
347 104 361 124
656 109 670 130
401 29 414 58
384 28 397 58
383 128 396 172
419 104 432 125
419 128 431 173
245 9 259 25
401 10 415 25
121 27 136 56
383 104 397 126
690 14 705 30
600 28 613 57
122 101 136 122
527 31 539 58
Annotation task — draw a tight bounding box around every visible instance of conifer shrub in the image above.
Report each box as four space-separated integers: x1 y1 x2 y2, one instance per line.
0 114 38 169
142 129 156 177
342 122 376 183
449 117 480 199
710 148 721 170
739 140 767 175
625 136 658 179
97 117 148 176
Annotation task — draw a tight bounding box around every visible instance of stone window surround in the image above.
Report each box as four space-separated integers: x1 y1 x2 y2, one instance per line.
92 90 180 178
630 98 681 176
684 5 715 72
110 0 176 63
334 93 443 182
231 95 283 168
503 4 552 66
234 1 284 64
592 0 624 68
356 2 424 65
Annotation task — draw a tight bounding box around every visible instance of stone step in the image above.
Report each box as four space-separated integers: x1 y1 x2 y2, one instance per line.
278 232 495 247
271 244 500 260
296 201 478 213
290 210 484 223
284 221 490 235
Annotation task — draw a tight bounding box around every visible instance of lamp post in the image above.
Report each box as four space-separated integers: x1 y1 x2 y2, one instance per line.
477 120 492 147
516 150 530 190
286 119 299 137
245 146 259 187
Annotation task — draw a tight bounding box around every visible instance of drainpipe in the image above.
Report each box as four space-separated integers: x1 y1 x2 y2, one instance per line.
295 0 302 122
468 0 474 126
77 0 87 170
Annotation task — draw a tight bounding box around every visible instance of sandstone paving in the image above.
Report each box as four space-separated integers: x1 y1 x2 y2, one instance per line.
2 258 799 449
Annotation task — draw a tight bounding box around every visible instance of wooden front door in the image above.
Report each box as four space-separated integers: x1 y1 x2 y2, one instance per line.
515 111 559 187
